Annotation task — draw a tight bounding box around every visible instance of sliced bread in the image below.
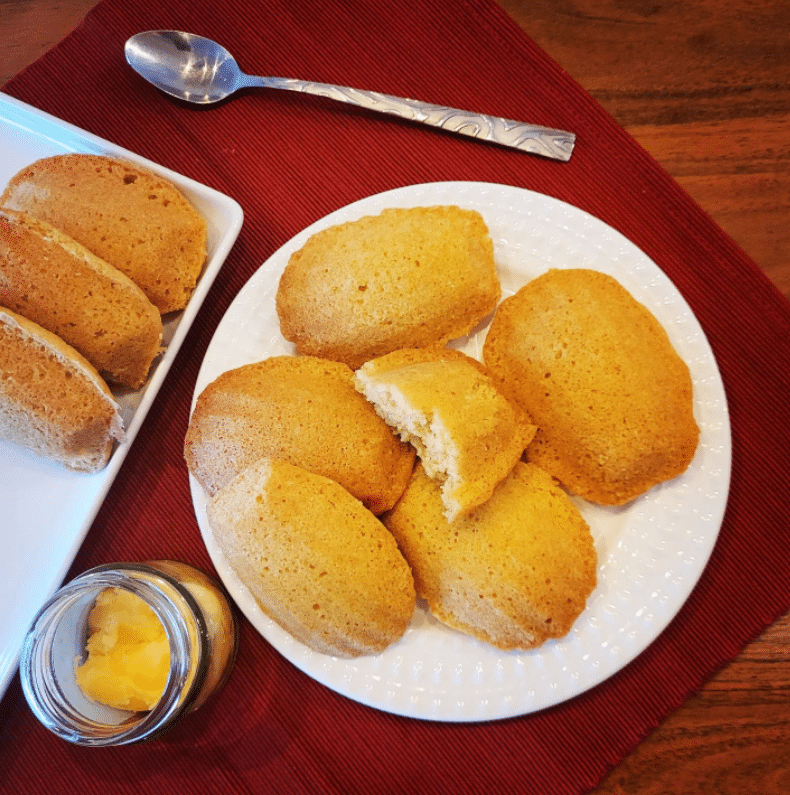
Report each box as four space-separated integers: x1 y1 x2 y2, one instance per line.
0 306 124 472
0 208 162 390
1 154 207 313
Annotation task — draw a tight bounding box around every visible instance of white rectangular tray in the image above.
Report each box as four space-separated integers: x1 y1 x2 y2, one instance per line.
0 93 244 698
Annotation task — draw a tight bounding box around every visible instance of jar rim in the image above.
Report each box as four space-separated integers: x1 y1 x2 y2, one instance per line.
20 563 212 746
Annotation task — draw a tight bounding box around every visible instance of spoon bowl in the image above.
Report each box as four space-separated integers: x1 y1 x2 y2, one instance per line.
124 30 575 161
125 31 245 104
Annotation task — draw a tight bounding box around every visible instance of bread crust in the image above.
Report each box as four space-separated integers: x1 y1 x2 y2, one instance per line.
276 206 501 368
1 154 207 313
0 307 124 472
483 269 700 504
0 208 162 389
382 461 597 650
355 347 536 521
185 356 415 513
207 458 416 658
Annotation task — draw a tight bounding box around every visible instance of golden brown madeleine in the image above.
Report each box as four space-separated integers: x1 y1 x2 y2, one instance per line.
1 154 207 313
355 347 536 521
207 458 416 658
382 461 597 650
0 307 124 472
0 209 162 389
276 206 501 368
184 355 415 513
483 269 700 505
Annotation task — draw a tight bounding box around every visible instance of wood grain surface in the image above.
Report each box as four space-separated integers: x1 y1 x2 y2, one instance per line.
1 1 789 793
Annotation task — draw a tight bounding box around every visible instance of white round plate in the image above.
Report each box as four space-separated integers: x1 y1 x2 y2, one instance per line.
190 182 731 722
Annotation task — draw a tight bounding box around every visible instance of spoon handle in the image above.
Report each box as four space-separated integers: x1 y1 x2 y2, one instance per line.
239 75 574 161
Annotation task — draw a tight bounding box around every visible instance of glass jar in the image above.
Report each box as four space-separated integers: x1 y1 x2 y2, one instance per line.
19 560 238 745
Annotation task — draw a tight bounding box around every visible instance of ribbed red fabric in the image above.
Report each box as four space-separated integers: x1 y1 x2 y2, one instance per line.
2 1 789 793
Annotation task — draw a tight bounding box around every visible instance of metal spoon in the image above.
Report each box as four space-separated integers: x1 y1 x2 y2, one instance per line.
124 30 575 161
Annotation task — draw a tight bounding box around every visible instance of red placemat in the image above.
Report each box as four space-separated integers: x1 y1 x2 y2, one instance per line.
2 0 789 793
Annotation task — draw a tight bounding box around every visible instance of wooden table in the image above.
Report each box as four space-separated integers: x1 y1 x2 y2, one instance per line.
2 1 789 792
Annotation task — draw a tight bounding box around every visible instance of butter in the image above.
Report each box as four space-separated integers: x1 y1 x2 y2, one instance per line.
75 587 170 712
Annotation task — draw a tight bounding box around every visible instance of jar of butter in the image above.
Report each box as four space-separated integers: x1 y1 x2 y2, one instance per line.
19 560 238 745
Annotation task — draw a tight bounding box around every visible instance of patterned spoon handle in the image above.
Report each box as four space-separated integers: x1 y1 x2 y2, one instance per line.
241 75 575 161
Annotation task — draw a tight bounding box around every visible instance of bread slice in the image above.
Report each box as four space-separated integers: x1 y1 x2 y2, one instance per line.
207 457 416 658
0 208 162 389
1 154 207 313
382 461 597 650
355 348 536 521
0 307 124 472
184 355 415 514
483 269 700 505
276 206 501 368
